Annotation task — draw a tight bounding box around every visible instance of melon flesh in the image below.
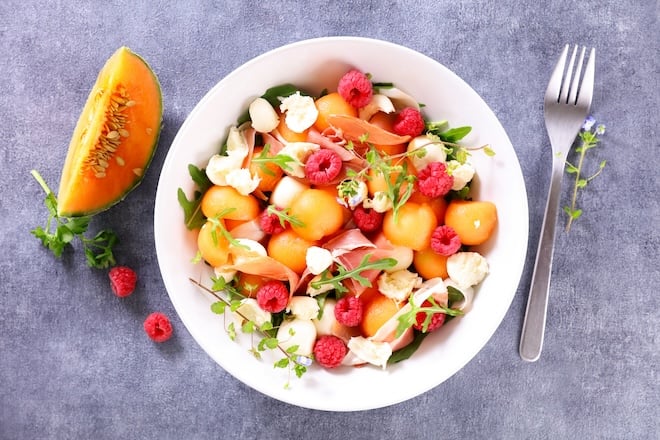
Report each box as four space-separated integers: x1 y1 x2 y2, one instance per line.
57 46 162 217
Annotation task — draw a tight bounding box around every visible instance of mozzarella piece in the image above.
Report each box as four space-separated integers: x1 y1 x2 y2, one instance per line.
248 97 280 133
347 336 392 369
358 94 395 121
230 238 267 266
276 318 317 356
286 296 320 321
377 269 422 302
270 176 309 208
313 299 337 336
305 246 333 275
279 92 319 133
306 274 335 297
206 126 249 186
407 135 446 171
225 168 260 195
363 191 392 213
213 266 236 283
446 160 475 191
235 298 271 327
446 252 489 288
377 87 420 110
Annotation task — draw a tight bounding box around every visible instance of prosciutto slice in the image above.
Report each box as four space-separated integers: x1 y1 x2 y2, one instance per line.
226 252 300 298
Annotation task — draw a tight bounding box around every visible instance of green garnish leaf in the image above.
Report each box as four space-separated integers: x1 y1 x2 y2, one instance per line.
178 164 212 230
439 126 472 143
388 332 429 364
310 254 397 294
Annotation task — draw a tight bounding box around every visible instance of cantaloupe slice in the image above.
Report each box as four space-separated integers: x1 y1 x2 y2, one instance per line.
57 46 162 217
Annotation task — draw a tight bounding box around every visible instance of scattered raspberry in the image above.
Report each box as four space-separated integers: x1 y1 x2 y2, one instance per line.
352 204 384 234
334 295 363 327
413 301 446 333
143 312 173 342
337 69 373 109
313 335 347 368
108 266 137 297
417 162 454 198
256 280 289 313
259 208 285 235
304 149 343 185
430 225 462 256
392 107 425 137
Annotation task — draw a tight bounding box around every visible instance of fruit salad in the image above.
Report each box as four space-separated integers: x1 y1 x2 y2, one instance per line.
179 69 497 375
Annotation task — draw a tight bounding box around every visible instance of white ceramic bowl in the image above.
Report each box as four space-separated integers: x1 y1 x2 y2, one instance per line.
154 37 528 411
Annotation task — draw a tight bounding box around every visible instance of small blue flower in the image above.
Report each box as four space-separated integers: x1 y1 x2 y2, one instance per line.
582 115 596 131
296 355 313 366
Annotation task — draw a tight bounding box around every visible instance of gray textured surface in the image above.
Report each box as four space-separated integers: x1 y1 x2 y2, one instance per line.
1 1 659 439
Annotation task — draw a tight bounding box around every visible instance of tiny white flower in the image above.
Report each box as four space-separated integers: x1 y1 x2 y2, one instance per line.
363 191 393 213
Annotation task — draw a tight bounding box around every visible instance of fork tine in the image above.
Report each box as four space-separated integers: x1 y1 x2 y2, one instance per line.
560 45 578 104
545 44 569 103
568 46 586 104
577 48 596 108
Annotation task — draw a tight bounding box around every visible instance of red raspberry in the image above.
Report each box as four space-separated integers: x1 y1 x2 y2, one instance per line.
108 266 137 297
352 204 384 234
337 69 373 109
413 301 446 333
256 280 289 313
259 208 285 235
430 225 461 256
313 335 347 368
334 295 363 327
304 149 343 185
143 312 173 342
417 162 454 198
393 107 425 137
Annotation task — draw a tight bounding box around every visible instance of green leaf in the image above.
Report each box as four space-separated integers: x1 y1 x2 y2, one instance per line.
483 145 496 157
261 83 300 107
242 321 255 333
439 126 472 143
577 179 588 188
210 301 227 314
447 286 465 305
178 164 212 230
274 358 290 369
388 331 428 364
285 344 300 354
565 163 579 174
227 322 236 341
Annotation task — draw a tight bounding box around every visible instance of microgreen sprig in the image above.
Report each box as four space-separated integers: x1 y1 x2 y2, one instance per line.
206 208 249 249
564 117 607 232
395 294 463 338
267 204 305 228
190 278 312 387
310 254 397 295
251 143 296 174
31 170 118 269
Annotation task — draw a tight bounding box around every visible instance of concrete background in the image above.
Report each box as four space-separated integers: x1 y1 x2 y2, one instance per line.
1 1 658 438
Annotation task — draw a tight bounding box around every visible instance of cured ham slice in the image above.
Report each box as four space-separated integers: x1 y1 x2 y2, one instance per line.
327 114 411 145
226 252 300 297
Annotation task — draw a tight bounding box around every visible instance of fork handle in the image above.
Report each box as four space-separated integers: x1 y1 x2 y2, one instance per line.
519 163 565 361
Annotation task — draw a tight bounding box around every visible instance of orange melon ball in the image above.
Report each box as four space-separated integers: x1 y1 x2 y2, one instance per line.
267 229 317 274
289 188 345 241
314 92 357 132
413 248 449 280
315 185 352 224
366 158 412 197
360 292 403 338
368 112 407 156
197 220 230 267
249 146 283 192
408 191 448 224
277 114 308 142
236 272 270 298
201 185 260 221
444 200 498 245
382 202 437 251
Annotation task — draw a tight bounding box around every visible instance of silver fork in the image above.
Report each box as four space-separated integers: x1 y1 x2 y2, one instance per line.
519 44 595 362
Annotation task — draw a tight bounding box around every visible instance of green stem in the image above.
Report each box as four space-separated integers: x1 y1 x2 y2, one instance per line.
31 170 53 195
566 143 589 232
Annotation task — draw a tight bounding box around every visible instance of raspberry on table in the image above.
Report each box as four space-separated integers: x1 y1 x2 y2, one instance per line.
313 335 347 369
304 149 343 185
337 69 373 109
417 161 454 198
413 301 446 333
259 208 286 235
430 225 462 256
143 312 173 342
108 266 137 297
393 107 425 137
256 280 289 313
334 295 363 327
352 204 384 234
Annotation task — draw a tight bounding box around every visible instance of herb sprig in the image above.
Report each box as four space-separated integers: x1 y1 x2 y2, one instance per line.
564 117 606 231
310 254 397 295
31 170 118 269
395 294 463 338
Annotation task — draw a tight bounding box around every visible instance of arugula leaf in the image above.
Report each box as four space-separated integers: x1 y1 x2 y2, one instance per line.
310 254 397 294
178 164 212 230
261 83 300 107
439 126 472 143
388 332 428 364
